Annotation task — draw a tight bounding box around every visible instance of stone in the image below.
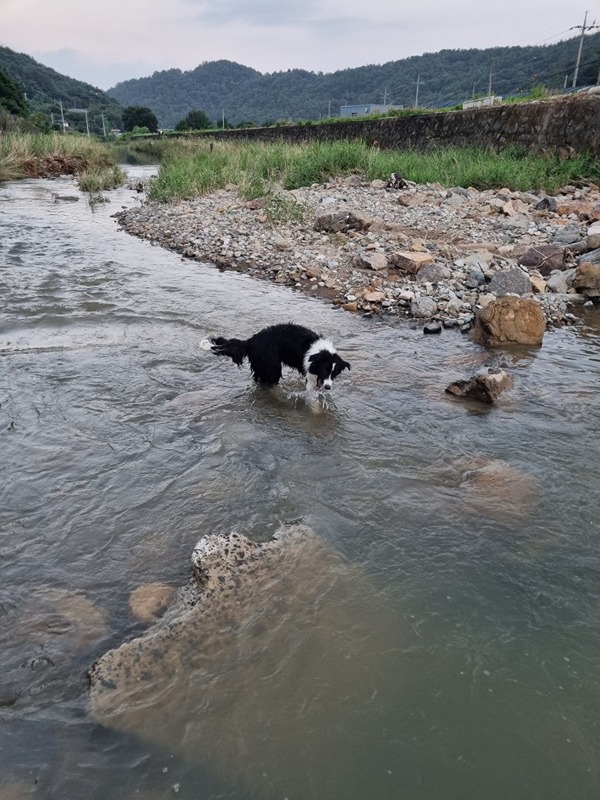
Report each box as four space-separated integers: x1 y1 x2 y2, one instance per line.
363 253 388 271
89 525 406 799
534 196 557 212
470 296 546 347
389 251 433 273
518 245 565 275
573 262 600 297
555 199 600 220
579 248 600 265
363 289 386 302
546 271 569 294
314 210 372 233
529 274 547 294
488 268 532 296
423 321 442 334
465 269 486 288
417 262 451 283
129 582 175 624
410 296 438 318
445 368 514 404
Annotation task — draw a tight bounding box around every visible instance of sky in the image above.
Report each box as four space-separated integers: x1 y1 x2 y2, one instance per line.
0 0 596 90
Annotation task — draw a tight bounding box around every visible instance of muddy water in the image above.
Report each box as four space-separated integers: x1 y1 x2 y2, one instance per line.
1 170 600 800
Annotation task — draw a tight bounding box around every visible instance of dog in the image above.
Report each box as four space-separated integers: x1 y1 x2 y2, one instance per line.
200 323 350 391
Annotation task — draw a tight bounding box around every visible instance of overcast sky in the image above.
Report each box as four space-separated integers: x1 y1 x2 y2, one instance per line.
1 0 595 89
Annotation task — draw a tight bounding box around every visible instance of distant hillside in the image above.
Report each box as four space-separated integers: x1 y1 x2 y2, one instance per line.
108 34 600 128
0 46 123 133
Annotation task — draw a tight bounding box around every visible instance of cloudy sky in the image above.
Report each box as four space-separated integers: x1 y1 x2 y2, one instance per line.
1 0 595 89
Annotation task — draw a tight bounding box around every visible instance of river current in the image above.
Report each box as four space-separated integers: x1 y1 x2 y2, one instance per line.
1 169 600 799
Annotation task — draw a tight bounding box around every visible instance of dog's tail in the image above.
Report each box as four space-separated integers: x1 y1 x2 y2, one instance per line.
200 336 248 366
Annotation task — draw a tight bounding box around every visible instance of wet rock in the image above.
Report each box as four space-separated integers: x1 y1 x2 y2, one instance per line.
488 268 532 296
129 583 175 624
89 524 405 798
518 245 565 275
423 321 442 334
470 296 546 347
445 368 514 403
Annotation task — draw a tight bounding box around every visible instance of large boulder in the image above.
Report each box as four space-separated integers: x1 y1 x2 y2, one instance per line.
89 524 405 799
470 296 546 347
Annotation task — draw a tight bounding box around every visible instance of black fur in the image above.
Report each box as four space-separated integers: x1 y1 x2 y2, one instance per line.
203 323 350 389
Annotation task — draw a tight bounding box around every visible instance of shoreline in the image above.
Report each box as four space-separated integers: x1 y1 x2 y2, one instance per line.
116 176 600 331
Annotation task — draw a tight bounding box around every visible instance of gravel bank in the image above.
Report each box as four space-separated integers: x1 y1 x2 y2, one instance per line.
116 177 600 331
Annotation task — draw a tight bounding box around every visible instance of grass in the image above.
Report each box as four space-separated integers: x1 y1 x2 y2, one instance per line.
146 138 599 204
0 133 124 189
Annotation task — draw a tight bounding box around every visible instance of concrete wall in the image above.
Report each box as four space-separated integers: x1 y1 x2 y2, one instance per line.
185 95 599 156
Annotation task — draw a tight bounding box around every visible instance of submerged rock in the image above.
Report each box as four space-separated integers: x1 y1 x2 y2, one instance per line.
129 582 175 624
89 524 405 798
453 458 541 522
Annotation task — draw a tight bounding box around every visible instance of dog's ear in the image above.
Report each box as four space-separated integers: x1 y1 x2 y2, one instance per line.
333 357 351 376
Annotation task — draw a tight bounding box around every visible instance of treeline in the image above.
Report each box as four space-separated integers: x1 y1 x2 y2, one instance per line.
0 45 123 134
108 33 600 128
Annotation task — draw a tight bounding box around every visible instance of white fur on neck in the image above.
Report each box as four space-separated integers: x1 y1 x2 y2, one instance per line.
303 337 336 375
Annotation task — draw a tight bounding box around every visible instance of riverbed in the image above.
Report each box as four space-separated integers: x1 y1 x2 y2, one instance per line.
1 170 600 800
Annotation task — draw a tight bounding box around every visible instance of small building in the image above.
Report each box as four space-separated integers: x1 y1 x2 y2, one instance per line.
339 104 403 118
462 96 502 110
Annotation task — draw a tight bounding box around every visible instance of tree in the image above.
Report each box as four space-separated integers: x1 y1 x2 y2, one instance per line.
175 108 212 130
122 105 158 133
0 66 28 117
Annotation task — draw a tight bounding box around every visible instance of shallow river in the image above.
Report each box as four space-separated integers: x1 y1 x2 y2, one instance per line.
1 170 600 800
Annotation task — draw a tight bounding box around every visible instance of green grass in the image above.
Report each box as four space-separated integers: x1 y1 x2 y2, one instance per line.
145 138 598 204
0 132 123 184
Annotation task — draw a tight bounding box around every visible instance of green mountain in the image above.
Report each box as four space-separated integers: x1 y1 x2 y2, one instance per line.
0 45 123 133
108 34 600 128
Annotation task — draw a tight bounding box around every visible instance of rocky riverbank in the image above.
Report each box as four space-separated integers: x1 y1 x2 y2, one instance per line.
116 176 600 331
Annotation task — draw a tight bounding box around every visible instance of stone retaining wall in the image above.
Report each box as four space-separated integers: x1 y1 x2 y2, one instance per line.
175 94 600 155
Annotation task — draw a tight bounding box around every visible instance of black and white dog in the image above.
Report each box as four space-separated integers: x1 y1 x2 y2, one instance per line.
200 323 350 391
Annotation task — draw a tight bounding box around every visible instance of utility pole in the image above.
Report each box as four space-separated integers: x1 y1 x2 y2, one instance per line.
414 74 425 109
59 100 66 132
101 113 107 138
488 62 493 97
570 11 599 88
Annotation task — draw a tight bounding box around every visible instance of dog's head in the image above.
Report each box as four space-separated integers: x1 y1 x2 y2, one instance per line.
307 351 351 391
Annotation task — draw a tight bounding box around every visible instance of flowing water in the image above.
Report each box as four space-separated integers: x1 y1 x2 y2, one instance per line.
1 170 600 800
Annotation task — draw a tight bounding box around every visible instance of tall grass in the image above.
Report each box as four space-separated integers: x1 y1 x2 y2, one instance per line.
148 139 599 203
0 133 123 186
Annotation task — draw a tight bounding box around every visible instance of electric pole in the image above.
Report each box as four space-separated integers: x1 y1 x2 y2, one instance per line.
488 62 493 97
570 11 599 87
414 75 425 109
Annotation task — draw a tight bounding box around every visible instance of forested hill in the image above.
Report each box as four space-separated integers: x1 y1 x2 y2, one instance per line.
0 46 123 133
108 34 600 128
